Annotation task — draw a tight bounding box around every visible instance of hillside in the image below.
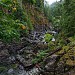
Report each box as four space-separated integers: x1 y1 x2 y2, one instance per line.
0 0 75 75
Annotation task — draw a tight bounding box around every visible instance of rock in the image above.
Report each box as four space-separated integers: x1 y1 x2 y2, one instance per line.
0 49 9 57
35 42 48 50
65 70 75 75
44 54 58 64
11 67 39 75
9 56 16 62
8 68 14 74
0 41 5 50
44 54 58 71
19 65 24 70
0 49 10 64
16 54 33 67
52 38 55 42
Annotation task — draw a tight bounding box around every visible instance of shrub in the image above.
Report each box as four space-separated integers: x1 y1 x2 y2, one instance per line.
0 0 34 43
32 50 48 64
44 33 53 43
0 16 20 43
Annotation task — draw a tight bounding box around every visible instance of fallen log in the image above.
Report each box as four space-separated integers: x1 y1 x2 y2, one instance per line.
46 47 62 57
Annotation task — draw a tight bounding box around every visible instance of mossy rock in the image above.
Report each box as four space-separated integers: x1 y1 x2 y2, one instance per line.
68 37 75 42
66 59 75 66
59 48 75 66
63 53 70 59
62 46 69 52
56 49 64 55
57 45 70 55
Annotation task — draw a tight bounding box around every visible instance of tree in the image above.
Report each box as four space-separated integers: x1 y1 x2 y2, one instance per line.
44 1 63 31
61 0 75 36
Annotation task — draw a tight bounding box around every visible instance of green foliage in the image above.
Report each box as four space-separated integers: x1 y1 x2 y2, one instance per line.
13 7 24 20
44 3 52 22
61 0 75 36
32 50 48 64
0 16 20 43
58 39 66 47
36 0 44 8
48 41 56 50
12 2 33 30
44 0 75 36
23 0 36 4
25 14 33 30
0 0 34 43
0 0 12 8
44 33 53 43
44 1 63 31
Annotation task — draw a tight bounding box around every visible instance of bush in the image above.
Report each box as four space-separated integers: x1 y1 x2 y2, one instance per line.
0 16 20 43
32 50 48 64
0 0 34 43
44 33 53 43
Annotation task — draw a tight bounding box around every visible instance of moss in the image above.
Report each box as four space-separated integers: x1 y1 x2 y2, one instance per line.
62 46 69 52
59 45 75 66
66 59 75 66
64 53 70 59
57 49 64 55
68 37 75 42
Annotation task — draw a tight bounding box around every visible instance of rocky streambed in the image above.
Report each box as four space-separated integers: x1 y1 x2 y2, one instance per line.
0 29 48 75
0 29 75 75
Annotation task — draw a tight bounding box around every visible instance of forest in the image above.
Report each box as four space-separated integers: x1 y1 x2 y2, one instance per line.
0 0 75 75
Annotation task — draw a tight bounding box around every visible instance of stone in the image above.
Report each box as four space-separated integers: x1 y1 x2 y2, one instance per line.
44 54 58 71
8 68 14 74
9 56 15 62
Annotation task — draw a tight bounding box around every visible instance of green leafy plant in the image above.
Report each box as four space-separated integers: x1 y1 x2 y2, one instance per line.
32 50 48 64
0 16 20 43
0 0 34 43
44 33 53 43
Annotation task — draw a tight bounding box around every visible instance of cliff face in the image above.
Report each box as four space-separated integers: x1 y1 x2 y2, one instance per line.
26 6 49 25
22 1 50 27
